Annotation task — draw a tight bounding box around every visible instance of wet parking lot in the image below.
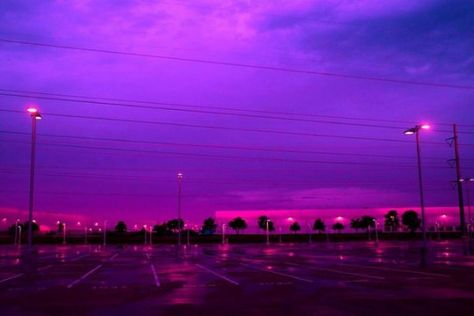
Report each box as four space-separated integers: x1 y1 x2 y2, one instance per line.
1 241 474 315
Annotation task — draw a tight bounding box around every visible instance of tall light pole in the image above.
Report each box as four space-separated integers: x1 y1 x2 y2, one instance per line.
177 172 183 246
266 220 270 245
460 178 473 239
26 107 42 248
404 123 430 266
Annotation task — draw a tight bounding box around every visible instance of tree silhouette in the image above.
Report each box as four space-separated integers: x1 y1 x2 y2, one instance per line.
201 217 217 235
24 221 40 232
153 223 169 236
257 216 275 232
402 210 421 233
289 222 301 234
351 216 374 232
332 222 344 233
360 216 375 232
115 221 127 233
350 218 362 232
384 210 399 231
228 217 247 234
166 219 184 233
57 222 65 233
312 219 325 233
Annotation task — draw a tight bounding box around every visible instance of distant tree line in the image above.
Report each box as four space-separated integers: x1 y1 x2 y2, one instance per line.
6 210 425 236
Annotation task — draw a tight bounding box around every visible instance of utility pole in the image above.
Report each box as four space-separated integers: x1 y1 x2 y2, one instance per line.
452 124 466 235
177 173 183 246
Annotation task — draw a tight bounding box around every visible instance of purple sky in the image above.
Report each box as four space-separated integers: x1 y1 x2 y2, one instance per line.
0 0 473 228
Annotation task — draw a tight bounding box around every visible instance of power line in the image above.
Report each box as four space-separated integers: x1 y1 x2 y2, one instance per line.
0 109 457 146
0 92 414 131
0 138 465 170
0 130 452 161
1 38 473 90
0 169 455 187
2 88 474 131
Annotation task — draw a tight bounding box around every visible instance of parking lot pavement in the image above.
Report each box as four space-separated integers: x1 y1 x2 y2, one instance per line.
0 241 473 315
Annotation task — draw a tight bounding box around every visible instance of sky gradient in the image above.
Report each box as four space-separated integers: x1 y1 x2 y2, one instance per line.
0 0 473 229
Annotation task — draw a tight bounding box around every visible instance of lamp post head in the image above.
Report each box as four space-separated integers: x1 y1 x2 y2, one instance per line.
177 172 183 180
404 124 431 135
26 107 42 120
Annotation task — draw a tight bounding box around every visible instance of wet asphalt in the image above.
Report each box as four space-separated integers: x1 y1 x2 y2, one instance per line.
1 240 473 315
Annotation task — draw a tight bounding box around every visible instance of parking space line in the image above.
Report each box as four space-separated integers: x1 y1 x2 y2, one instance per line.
150 264 160 287
195 264 239 286
0 273 24 284
286 262 385 280
67 264 103 289
109 253 119 261
256 266 314 283
242 264 314 283
341 263 450 278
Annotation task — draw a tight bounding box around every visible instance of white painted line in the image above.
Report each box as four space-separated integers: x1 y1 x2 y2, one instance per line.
243 264 314 283
67 264 102 289
109 253 119 261
195 264 239 286
0 273 24 284
150 264 160 287
342 263 450 278
286 262 385 280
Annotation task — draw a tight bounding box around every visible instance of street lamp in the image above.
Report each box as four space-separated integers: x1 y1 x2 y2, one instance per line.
404 123 430 266
177 172 183 246
26 106 42 248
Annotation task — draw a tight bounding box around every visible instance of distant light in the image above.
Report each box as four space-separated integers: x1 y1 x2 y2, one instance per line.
56 221 60 225
26 107 38 114
421 124 431 130
336 216 343 221
177 172 183 179
441 214 447 218
94 222 99 226
77 221 81 226
287 217 294 221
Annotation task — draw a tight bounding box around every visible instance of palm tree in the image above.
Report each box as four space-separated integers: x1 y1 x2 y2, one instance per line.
289 222 301 234
312 219 325 233
229 217 247 234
